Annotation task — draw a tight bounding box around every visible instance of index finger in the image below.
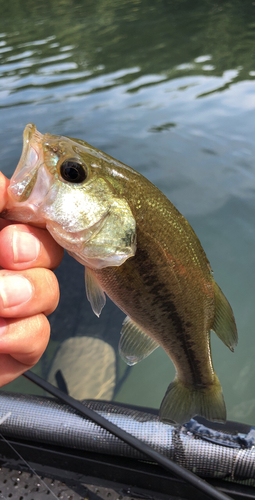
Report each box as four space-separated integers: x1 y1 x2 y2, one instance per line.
0 224 64 270
0 172 64 270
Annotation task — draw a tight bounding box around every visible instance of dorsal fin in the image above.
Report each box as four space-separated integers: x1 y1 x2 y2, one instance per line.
211 281 238 352
85 267 106 317
119 316 159 366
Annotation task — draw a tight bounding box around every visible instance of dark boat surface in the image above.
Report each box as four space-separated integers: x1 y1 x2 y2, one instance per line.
0 380 255 500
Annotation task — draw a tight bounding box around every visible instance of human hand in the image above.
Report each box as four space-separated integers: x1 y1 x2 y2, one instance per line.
0 172 64 386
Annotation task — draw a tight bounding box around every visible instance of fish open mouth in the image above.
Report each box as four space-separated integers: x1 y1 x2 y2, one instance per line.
9 123 43 201
0 124 51 227
7 124 44 202
15 124 42 174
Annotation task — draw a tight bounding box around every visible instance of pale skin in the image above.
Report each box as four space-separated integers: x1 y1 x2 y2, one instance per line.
0 172 64 386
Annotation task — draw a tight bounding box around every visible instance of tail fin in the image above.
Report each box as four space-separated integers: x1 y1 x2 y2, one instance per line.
159 375 226 425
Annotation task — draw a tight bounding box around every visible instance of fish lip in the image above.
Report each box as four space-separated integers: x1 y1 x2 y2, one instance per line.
23 123 43 145
23 123 37 144
7 124 44 202
1 124 47 225
19 124 40 167
22 123 43 161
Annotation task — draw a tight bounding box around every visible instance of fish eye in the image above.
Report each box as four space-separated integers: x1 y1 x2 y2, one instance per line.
60 160 87 184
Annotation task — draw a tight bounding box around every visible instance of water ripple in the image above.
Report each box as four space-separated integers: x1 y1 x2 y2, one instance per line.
18 36 56 48
7 50 34 61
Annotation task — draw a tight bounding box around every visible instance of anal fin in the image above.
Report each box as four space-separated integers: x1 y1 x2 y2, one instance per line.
85 267 106 317
119 316 159 366
211 281 238 352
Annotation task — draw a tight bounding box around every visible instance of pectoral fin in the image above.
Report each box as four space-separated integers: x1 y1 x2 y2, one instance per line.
85 267 106 317
119 316 159 366
211 281 238 352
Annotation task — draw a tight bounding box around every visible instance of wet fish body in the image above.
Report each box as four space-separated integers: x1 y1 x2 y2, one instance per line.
2 124 238 424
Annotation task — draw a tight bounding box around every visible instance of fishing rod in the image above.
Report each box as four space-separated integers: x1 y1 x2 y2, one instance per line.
23 370 233 500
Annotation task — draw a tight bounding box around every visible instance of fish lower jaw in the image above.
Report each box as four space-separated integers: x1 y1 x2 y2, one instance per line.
45 219 134 269
47 231 134 269
67 250 133 269
0 202 46 227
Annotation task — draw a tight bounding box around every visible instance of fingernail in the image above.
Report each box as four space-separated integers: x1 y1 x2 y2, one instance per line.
0 275 33 308
13 232 40 264
0 318 7 335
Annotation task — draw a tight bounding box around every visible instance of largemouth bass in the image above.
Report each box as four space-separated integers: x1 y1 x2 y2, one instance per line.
1 124 238 425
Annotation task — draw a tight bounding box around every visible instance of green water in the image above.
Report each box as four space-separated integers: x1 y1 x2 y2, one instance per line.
1 0 255 425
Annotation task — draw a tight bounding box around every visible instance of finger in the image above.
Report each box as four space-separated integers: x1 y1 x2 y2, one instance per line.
0 172 10 212
0 355 32 387
0 268 60 318
0 224 64 271
0 314 50 364
0 220 12 231
0 314 50 387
